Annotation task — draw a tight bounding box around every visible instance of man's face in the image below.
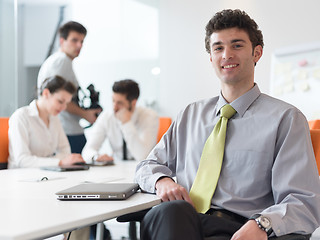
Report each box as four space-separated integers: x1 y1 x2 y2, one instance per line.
60 31 85 60
112 93 132 113
209 27 262 87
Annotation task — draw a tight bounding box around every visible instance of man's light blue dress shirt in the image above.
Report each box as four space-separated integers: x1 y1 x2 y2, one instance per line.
135 84 320 236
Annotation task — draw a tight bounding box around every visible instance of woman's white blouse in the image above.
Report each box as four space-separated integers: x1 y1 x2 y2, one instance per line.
8 100 71 168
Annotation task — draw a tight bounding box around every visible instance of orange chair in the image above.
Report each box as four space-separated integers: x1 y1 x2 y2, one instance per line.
157 117 172 143
310 129 320 175
0 117 9 170
308 119 320 130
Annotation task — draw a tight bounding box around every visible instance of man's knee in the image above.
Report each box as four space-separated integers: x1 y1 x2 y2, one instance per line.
141 200 203 240
143 200 200 228
148 200 195 218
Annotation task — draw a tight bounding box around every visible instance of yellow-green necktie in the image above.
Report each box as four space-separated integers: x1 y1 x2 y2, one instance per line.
189 104 236 213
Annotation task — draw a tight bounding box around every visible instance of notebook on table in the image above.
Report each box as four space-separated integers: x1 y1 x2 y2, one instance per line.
40 165 90 172
55 183 139 200
88 160 114 166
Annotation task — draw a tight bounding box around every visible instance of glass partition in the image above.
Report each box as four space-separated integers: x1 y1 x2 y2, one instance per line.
0 0 159 118
0 0 17 117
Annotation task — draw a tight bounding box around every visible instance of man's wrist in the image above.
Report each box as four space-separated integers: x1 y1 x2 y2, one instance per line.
249 214 273 236
92 154 99 163
155 176 174 189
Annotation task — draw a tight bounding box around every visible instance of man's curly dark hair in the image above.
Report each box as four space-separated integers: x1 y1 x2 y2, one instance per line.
205 9 264 54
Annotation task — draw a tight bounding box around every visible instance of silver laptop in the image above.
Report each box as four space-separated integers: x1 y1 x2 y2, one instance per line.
56 183 139 200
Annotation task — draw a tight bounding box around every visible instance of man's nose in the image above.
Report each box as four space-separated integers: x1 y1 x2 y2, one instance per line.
113 103 119 112
222 48 233 60
77 41 83 49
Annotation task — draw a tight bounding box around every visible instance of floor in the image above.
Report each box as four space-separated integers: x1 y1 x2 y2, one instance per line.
47 223 320 240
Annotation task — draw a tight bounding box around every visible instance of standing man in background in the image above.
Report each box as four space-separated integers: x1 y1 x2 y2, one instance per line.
82 79 159 163
38 21 101 154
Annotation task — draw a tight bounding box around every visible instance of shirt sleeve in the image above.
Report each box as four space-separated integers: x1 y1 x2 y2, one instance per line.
54 117 71 159
82 112 109 162
121 109 159 161
261 108 320 236
8 113 61 168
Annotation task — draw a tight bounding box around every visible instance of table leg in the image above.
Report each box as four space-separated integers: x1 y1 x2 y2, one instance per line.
96 222 104 240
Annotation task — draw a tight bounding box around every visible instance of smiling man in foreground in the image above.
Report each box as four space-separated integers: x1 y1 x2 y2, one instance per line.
135 9 320 240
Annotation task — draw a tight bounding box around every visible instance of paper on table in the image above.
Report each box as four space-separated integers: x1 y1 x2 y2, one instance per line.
19 177 65 182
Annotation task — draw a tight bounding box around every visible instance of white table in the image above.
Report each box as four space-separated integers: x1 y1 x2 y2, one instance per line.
0 162 160 240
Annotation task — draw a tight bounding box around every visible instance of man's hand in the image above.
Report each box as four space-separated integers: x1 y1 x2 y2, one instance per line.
66 102 101 124
155 177 194 207
83 108 102 124
231 220 267 240
115 108 132 124
60 154 85 166
96 154 114 162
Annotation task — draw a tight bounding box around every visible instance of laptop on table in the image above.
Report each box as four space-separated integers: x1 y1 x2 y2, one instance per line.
55 183 139 200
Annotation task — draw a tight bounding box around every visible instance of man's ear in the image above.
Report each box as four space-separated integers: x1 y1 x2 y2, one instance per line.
59 37 64 46
253 45 263 64
209 54 213 63
131 99 137 110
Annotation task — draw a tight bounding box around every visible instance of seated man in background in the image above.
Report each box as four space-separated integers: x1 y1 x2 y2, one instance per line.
135 9 320 240
82 79 159 163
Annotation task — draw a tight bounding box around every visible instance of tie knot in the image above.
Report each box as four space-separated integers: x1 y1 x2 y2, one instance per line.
220 104 236 119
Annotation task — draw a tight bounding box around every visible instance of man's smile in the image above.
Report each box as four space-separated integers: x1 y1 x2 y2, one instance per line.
222 64 239 69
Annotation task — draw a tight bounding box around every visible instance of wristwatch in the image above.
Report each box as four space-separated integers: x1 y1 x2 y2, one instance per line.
250 214 273 236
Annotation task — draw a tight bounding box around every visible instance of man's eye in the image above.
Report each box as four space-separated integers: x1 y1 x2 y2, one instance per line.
234 44 242 48
214 47 222 51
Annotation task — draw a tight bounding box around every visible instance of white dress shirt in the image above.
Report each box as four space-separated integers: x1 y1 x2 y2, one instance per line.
37 51 83 135
8 100 71 168
135 84 320 236
82 106 159 162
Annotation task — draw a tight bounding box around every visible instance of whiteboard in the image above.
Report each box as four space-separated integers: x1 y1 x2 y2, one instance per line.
270 42 320 120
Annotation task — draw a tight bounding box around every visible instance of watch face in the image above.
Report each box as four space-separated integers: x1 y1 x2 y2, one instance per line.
260 216 271 228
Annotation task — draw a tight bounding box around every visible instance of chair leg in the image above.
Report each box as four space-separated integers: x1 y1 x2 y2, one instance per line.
129 221 137 240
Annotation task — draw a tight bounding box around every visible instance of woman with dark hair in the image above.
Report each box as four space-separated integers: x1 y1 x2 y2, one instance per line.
8 75 85 168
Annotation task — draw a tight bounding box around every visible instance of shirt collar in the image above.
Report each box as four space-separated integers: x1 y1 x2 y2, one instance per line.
216 83 261 118
28 100 40 117
28 99 55 123
131 107 138 122
115 107 139 125
58 49 72 61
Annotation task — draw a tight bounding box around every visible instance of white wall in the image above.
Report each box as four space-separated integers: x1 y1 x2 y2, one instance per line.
157 0 320 119
72 0 160 113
